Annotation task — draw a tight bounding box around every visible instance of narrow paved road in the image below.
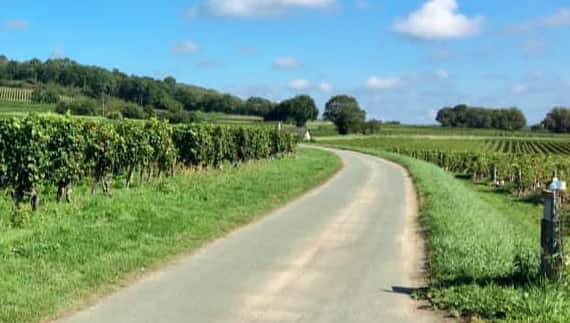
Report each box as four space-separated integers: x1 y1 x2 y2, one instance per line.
61 148 435 323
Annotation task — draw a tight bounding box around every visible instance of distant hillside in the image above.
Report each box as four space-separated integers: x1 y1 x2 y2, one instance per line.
0 55 275 117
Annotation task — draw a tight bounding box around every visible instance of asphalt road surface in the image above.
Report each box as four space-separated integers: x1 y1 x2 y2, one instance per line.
61 148 436 323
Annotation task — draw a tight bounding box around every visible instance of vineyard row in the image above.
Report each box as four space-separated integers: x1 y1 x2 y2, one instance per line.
0 87 33 103
0 115 297 210
390 147 570 196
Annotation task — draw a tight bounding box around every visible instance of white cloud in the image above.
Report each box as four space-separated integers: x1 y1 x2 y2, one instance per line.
189 0 335 18
366 76 403 91
273 56 301 69
2 19 30 31
318 82 333 93
393 0 483 40
171 41 199 55
436 69 449 79
510 8 570 32
511 84 528 94
288 79 311 91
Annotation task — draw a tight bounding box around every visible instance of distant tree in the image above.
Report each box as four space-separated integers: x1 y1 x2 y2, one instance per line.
266 95 318 127
55 98 97 116
0 55 7 64
435 104 526 130
542 107 570 133
164 76 177 88
363 119 382 135
121 103 145 119
243 97 275 117
324 95 366 134
143 105 157 118
31 85 59 104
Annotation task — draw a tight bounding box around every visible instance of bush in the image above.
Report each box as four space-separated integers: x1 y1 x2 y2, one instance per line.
31 86 59 104
106 111 123 120
55 99 98 116
166 110 200 124
363 119 382 135
121 103 145 119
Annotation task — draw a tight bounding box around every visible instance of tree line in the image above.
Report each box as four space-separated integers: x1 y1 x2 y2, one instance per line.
436 105 527 130
0 55 277 117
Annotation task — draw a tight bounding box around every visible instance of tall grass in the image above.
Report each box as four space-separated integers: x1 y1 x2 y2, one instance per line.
325 144 570 322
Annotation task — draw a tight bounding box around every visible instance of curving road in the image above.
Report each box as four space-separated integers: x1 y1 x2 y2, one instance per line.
61 148 435 323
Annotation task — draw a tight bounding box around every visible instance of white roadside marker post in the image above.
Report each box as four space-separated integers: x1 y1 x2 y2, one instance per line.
541 178 565 278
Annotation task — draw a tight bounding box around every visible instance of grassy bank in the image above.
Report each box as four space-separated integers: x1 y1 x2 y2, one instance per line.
322 144 570 322
0 148 342 323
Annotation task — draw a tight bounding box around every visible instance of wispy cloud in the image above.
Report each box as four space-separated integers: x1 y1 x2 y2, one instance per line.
436 69 449 79
509 8 570 32
288 79 311 91
318 82 333 93
393 0 483 41
2 19 30 31
273 56 302 69
366 76 403 91
187 0 336 18
511 84 528 94
171 41 199 55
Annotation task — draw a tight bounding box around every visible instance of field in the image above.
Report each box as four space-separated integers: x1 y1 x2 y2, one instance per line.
320 130 570 322
0 101 55 115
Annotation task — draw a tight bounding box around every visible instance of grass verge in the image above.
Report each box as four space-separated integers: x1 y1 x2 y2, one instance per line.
0 148 341 323
322 144 570 322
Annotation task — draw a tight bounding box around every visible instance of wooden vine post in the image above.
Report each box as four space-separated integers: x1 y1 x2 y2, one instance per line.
541 181 565 278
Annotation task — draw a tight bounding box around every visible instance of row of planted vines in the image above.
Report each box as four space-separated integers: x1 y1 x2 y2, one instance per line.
483 139 570 154
322 137 570 198
391 148 570 195
0 86 33 103
0 114 296 210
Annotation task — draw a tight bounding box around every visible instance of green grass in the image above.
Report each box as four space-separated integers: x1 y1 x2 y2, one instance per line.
0 101 55 114
322 143 570 322
194 111 264 124
0 148 341 323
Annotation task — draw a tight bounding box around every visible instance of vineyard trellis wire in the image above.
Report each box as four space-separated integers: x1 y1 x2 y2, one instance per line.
0 87 33 103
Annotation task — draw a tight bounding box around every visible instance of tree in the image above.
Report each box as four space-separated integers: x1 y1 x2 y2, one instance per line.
266 95 318 127
31 85 59 104
122 103 145 119
542 107 570 133
435 105 526 130
324 95 366 134
243 97 275 117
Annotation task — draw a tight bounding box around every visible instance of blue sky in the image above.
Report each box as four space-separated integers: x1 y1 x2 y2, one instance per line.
1 0 569 124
